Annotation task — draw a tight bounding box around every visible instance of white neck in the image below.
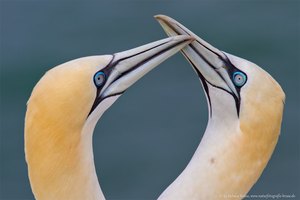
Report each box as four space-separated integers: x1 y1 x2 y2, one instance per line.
78 96 120 200
158 84 272 200
158 122 240 200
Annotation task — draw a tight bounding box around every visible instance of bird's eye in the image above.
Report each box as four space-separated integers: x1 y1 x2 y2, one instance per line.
233 71 247 87
94 71 106 87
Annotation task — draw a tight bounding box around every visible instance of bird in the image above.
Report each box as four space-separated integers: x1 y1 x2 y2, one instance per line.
155 15 285 200
24 35 194 200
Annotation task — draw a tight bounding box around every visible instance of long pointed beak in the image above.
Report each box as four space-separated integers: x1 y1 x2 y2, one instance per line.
155 15 240 98
100 35 194 99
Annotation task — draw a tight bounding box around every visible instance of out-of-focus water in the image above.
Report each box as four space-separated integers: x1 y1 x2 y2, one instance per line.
0 1 299 199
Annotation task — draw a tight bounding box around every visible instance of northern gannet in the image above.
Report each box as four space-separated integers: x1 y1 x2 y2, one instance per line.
24 35 194 200
155 15 285 200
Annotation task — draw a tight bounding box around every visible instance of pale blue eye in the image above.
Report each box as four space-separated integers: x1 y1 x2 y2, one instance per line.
233 71 247 87
94 71 106 87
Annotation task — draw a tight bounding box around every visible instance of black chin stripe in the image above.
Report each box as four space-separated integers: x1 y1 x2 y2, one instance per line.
182 48 241 117
194 64 241 117
182 43 241 115
182 51 212 118
88 42 168 117
192 64 241 117
88 39 190 117
198 74 212 118
162 21 241 117
163 21 233 92
88 55 116 117
206 81 241 117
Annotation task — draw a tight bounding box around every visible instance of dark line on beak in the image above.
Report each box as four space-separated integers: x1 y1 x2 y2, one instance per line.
186 53 240 117
162 20 231 89
182 51 212 118
88 54 116 117
113 38 190 83
162 20 223 68
106 39 191 100
88 41 170 117
161 20 241 116
88 38 190 117
174 23 227 61
109 41 170 69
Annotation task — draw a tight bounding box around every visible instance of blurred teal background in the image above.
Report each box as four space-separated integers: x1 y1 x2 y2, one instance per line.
0 1 299 199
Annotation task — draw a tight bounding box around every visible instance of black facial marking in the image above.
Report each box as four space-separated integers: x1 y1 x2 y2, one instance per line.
162 20 246 116
182 51 212 117
88 38 190 117
89 43 162 116
88 55 115 117
106 40 169 89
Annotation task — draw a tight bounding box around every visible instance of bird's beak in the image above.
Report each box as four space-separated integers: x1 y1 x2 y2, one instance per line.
155 15 240 98
99 35 194 99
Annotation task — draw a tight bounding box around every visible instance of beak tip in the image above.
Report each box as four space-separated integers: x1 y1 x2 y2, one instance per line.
154 14 163 19
154 14 177 25
154 14 181 38
154 15 168 26
154 14 169 21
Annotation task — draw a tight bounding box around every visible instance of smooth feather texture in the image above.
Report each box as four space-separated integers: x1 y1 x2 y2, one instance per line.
25 56 111 200
24 36 194 200
155 15 285 200
158 54 285 200
159 75 284 199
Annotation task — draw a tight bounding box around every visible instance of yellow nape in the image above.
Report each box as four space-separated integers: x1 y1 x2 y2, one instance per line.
158 64 285 200
208 68 285 198
203 66 285 198
25 56 110 200
233 66 285 195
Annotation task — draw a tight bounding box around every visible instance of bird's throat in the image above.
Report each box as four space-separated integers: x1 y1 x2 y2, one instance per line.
158 103 283 200
25 124 105 200
25 96 119 200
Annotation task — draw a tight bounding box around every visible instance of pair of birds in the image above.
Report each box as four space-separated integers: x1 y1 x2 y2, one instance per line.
25 15 285 200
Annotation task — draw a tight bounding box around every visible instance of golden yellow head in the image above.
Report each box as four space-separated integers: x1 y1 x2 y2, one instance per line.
226 53 285 135
26 56 111 135
24 36 194 200
155 14 285 126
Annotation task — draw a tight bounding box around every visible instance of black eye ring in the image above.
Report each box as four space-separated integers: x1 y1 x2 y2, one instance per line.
94 71 106 87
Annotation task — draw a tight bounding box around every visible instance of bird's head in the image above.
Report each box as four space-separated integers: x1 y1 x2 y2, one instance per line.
26 36 194 136
25 36 194 199
156 15 285 132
